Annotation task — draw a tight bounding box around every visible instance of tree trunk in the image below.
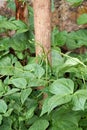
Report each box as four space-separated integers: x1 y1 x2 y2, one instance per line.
15 0 28 24
33 0 51 64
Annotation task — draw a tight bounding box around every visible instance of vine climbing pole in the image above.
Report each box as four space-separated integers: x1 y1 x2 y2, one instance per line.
33 0 51 64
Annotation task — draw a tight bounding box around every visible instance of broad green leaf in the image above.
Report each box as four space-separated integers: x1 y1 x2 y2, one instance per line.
25 106 36 120
0 38 9 51
10 78 27 89
49 78 74 95
19 106 36 122
24 63 45 78
72 90 87 111
7 0 16 11
0 18 28 33
0 20 17 30
27 115 39 126
8 92 21 103
0 80 5 96
13 62 34 79
63 57 85 67
51 107 81 130
52 49 64 67
15 71 35 79
4 88 20 96
52 28 67 47
18 122 27 130
77 14 87 25
40 97 50 116
10 33 27 51
48 94 72 113
0 56 14 75
52 28 59 46
3 108 13 117
28 79 46 87
29 119 49 130
4 76 10 85
41 95 72 114
0 100 7 113
21 88 32 104
12 20 28 33
0 118 12 130
66 29 87 49
64 58 79 66
15 51 24 59
56 31 67 46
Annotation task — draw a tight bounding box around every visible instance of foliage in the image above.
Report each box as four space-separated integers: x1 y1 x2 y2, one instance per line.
0 0 87 130
52 28 87 50
77 14 87 25
66 0 83 6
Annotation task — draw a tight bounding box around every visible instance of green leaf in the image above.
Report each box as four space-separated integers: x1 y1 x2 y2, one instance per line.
24 106 36 120
66 29 87 49
10 78 27 89
77 14 87 25
0 56 14 75
0 118 12 130
72 90 87 111
49 78 74 95
3 108 13 117
28 6 34 30
40 97 50 116
24 63 45 78
12 20 28 34
0 80 5 96
10 33 28 51
21 88 32 104
28 79 46 87
4 88 20 96
0 115 2 125
15 51 24 60
66 0 83 6
19 106 36 122
52 28 67 47
48 94 72 113
29 119 49 130
52 49 64 67
0 18 28 33
51 106 81 130
0 100 7 113
64 57 82 67
41 95 72 114
7 0 16 11
0 20 17 30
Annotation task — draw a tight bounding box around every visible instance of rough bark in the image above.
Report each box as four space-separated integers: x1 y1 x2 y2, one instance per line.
33 0 51 64
15 0 28 24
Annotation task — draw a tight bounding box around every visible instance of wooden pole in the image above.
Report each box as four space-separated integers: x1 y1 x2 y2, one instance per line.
33 0 51 64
